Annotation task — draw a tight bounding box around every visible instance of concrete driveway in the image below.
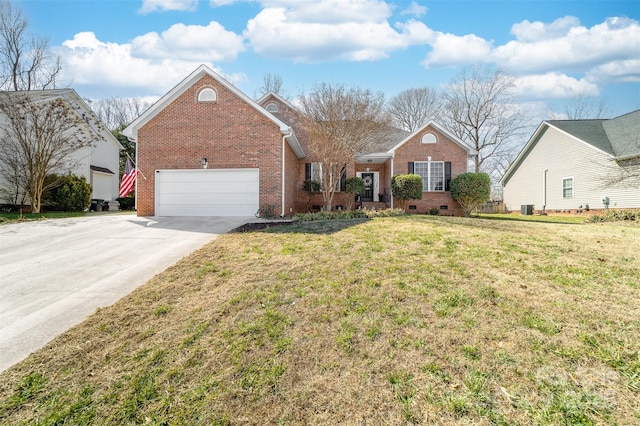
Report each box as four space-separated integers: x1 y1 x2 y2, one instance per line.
0 213 253 372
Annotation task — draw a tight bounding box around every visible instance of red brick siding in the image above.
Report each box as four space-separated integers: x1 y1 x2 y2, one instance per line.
137 75 285 216
392 125 468 216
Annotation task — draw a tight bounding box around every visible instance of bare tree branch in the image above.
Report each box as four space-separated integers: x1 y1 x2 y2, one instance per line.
442 66 527 175
0 0 63 91
386 87 442 132
89 96 152 131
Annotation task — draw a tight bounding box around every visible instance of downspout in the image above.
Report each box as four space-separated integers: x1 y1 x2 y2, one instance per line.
134 139 139 211
390 154 395 209
543 169 548 213
281 130 292 217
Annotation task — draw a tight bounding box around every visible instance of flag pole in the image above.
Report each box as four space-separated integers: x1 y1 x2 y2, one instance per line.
125 152 146 180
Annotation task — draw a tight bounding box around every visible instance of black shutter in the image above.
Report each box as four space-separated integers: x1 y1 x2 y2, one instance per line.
340 165 347 191
445 162 452 191
408 162 414 174
305 163 311 181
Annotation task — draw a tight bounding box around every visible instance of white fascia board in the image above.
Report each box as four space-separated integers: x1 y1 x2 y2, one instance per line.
123 64 295 143
388 120 477 155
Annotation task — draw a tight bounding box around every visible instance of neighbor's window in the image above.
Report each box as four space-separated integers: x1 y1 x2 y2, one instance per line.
414 161 444 192
197 87 217 102
266 102 279 113
562 177 574 198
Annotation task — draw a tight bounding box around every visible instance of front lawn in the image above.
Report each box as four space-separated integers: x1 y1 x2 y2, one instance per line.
0 215 638 424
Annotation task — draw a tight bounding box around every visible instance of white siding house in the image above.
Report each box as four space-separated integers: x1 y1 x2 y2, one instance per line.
0 89 123 207
502 110 640 212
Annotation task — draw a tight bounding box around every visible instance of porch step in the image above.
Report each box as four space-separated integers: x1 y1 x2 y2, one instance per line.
361 202 387 210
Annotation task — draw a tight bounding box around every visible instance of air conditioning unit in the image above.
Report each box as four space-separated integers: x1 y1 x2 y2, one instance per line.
520 204 534 215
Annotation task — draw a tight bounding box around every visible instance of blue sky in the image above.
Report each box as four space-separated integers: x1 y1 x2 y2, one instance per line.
16 0 640 119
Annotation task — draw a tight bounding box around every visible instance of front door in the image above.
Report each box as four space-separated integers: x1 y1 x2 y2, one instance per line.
362 172 374 202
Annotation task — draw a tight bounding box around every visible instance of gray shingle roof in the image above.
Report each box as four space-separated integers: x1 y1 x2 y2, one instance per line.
548 109 640 158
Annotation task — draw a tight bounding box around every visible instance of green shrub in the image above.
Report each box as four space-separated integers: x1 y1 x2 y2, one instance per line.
116 197 135 210
43 174 92 212
344 176 365 210
391 174 422 209
294 209 405 222
302 179 320 194
450 173 491 217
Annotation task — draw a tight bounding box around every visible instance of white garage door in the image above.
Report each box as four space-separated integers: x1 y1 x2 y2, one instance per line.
155 168 259 217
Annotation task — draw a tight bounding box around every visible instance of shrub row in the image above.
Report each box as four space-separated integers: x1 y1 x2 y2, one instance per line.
586 209 640 222
294 208 405 222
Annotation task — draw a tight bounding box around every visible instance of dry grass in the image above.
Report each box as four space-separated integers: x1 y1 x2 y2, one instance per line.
1 215 638 425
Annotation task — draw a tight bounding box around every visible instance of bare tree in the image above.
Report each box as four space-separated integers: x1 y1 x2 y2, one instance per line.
257 72 288 99
442 67 526 173
0 0 62 91
0 93 94 212
89 96 151 131
547 95 610 120
387 87 442 132
299 83 389 211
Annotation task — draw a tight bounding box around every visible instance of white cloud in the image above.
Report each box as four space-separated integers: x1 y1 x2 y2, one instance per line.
139 0 198 14
586 59 640 84
514 73 599 100
421 32 492 68
510 16 580 42
419 15 640 98
58 32 242 97
400 1 427 17
131 21 245 61
244 1 430 62
493 17 640 74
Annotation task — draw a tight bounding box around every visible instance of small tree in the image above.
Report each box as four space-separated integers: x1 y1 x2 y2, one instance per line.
299 83 389 211
391 174 422 210
344 176 365 210
0 92 94 213
450 172 491 217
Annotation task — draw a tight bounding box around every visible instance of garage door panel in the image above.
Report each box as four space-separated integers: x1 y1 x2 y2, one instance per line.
155 169 259 217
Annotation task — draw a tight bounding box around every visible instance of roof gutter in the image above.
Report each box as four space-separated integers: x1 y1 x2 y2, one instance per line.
281 129 293 217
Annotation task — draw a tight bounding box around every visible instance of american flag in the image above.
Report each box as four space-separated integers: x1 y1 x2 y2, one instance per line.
119 158 138 197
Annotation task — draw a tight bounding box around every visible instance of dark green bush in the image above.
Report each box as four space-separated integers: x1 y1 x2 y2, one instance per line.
302 179 321 194
116 197 135 210
345 176 365 196
43 174 92 212
391 174 423 209
450 173 491 217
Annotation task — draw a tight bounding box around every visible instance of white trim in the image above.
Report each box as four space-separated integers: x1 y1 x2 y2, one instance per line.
389 121 477 155
123 65 304 158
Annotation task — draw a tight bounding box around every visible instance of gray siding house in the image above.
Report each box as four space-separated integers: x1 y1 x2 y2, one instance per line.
501 110 640 212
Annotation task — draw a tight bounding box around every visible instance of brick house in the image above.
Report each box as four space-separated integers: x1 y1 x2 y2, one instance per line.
123 65 476 217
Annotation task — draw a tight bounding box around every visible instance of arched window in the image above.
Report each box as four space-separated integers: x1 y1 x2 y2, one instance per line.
421 132 437 144
197 87 217 102
266 102 279 113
